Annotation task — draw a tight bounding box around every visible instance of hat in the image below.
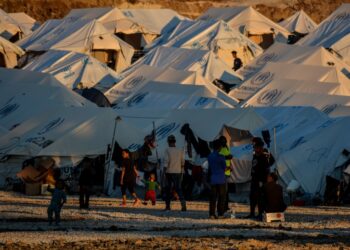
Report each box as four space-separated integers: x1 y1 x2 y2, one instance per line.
252 137 264 147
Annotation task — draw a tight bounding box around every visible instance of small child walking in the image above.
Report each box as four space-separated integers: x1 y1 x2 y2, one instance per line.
143 173 160 205
47 180 67 225
120 149 141 206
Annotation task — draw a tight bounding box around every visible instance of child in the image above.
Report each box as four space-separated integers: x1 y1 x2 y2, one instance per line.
143 173 160 205
47 180 66 225
120 149 141 206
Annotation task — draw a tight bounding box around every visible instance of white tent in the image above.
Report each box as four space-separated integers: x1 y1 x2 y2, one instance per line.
121 46 242 85
198 6 290 49
0 36 24 68
0 8 22 41
146 19 196 51
279 10 318 34
162 20 263 66
228 106 350 195
104 64 238 106
238 42 350 80
230 62 346 100
331 34 350 66
23 50 120 92
298 4 350 48
8 12 40 35
112 81 234 110
244 78 350 107
63 7 186 49
18 19 134 72
0 68 94 131
17 19 63 50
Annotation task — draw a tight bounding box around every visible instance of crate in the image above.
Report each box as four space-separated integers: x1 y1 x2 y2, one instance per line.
264 212 285 223
41 184 54 195
25 183 41 196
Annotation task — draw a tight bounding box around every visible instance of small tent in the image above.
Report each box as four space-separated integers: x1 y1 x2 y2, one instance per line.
8 12 40 35
0 8 23 42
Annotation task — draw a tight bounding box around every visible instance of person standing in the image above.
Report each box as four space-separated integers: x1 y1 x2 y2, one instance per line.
246 138 275 220
163 135 186 211
47 180 66 226
120 149 141 206
232 50 243 71
219 136 233 212
208 139 227 219
79 158 94 209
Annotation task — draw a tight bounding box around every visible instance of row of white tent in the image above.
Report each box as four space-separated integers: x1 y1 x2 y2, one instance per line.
1 68 350 197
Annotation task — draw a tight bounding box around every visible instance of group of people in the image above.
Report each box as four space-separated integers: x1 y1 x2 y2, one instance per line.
46 134 286 225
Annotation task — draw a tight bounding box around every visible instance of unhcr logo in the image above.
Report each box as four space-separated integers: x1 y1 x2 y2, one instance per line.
38 117 65 135
127 92 148 107
321 104 338 115
156 123 180 141
332 12 350 22
256 53 278 66
250 71 274 86
124 76 146 90
0 103 19 119
257 89 282 105
0 137 20 155
195 97 210 107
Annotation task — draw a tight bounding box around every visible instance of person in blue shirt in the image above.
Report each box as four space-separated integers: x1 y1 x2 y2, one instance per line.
47 180 67 226
208 139 227 219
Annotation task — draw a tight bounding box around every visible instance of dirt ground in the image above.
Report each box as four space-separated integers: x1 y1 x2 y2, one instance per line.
0 191 350 249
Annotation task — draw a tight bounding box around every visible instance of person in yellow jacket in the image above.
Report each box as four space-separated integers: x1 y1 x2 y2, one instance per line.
219 136 233 212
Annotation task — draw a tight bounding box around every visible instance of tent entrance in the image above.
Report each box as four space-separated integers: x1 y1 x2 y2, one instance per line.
116 32 143 50
91 49 118 71
0 53 6 67
248 33 274 49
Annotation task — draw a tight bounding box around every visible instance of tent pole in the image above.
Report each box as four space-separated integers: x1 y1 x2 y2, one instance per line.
273 127 277 157
104 116 121 194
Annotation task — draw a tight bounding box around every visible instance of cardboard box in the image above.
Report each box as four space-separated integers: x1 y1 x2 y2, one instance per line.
264 212 285 223
41 184 55 195
25 183 41 196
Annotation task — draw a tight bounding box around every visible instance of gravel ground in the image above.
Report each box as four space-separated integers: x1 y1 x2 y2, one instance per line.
0 191 350 249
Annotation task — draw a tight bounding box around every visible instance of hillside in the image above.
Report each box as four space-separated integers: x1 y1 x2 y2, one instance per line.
0 0 350 24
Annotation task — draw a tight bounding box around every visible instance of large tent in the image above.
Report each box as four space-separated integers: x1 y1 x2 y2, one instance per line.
298 4 350 48
237 42 350 80
279 10 318 34
230 62 347 101
161 20 263 67
0 36 24 68
198 6 290 49
120 46 243 85
0 68 94 131
23 50 120 92
104 64 238 107
18 19 134 72
63 7 186 49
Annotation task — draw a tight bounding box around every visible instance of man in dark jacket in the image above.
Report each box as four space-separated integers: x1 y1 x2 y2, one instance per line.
79 158 94 209
208 139 227 219
262 172 287 213
232 50 243 71
246 137 275 219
